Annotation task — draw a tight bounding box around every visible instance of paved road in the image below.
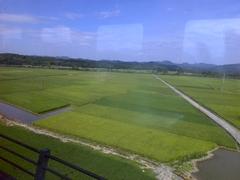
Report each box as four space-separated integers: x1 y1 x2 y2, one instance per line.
154 75 240 145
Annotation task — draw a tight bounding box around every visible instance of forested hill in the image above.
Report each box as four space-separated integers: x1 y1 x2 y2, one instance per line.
0 53 239 76
0 53 181 71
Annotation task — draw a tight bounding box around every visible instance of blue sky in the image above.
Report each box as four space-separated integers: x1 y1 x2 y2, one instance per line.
0 0 240 64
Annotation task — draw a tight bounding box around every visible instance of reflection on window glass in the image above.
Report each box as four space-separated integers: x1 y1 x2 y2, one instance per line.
0 1 239 180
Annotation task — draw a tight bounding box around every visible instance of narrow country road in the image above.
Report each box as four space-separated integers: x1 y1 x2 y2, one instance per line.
154 75 240 145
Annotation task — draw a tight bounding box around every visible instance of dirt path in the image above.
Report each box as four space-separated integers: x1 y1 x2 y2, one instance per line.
0 116 181 180
154 75 240 145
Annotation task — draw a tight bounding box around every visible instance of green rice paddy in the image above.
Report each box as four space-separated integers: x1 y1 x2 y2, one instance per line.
0 67 236 165
0 121 154 180
161 75 240 129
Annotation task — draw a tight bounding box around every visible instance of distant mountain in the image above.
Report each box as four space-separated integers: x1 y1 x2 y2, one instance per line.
0 53 181 71
178 62 240 75
0 53 239 76
56 56 71 60
178 63 216 73
213 64 240 75
158 60 175 65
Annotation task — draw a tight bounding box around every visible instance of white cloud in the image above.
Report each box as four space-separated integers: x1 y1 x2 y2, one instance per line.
97 24 143 52
98 10 120 19
166 7 174 12
0 24 96 57
41 26 72 43
0 13 38 23
71 31 96 46
0 25 95 46
0 25 22 39
0 13 59 24
64 12 84 20
65 10 120 20
41 26 96 46
183 18 240 64
39 16 59 21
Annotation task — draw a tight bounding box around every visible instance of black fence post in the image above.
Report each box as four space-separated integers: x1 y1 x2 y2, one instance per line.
35 148 50 180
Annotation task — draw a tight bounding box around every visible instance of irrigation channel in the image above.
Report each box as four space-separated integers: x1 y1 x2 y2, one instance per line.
0 101 181 180
1 75 240 180
192 148 240 180
0 101 70 123
154 75 240 180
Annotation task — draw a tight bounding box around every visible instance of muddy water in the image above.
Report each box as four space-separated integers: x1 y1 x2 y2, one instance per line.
192 148 240 180
0 102 70 124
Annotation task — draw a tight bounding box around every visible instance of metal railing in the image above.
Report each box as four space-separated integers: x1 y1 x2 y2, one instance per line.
0 134 106 180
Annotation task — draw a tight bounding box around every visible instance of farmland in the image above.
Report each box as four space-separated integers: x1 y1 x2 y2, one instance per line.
0 67 236 166
161 75 240 129
0 121 155 180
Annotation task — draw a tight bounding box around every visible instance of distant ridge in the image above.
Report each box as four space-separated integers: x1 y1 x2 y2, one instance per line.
0 53 239 76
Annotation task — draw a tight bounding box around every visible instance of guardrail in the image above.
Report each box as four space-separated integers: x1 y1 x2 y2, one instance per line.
0 134 106 180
